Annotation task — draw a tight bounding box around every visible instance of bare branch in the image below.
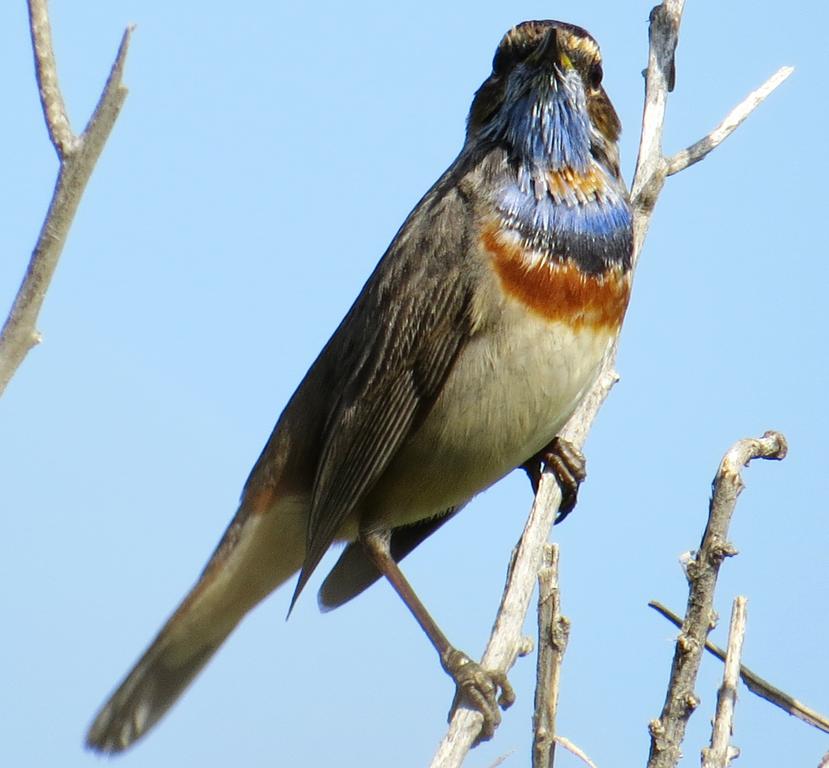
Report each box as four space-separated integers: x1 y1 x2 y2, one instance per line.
628 0 685 262
666 67 794 175
646 432 787 768
554 736 599 768
649 601 829 734
630 7 794 260
27 0 74 155
80 26 134 156
0 4 133 397
701 596 747 768
532 544 570 768
485 752 514 768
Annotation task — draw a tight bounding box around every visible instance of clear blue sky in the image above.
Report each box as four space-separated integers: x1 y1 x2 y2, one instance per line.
2 2 827 767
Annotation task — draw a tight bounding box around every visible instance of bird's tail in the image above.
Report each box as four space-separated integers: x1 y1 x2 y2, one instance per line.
86 494 306 753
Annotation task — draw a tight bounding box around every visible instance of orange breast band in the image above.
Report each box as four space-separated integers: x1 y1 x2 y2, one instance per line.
482 221 631 330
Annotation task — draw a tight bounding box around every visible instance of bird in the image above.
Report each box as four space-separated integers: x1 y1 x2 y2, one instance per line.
86 19 633 753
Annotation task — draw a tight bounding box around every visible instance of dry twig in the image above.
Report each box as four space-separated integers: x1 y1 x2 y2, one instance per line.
0 0 132 396
554 736 599 768
532 544 570 768
646 432 787 768
649 601 829 735
429 0 791 763
701 596 747 768
666 67 793 176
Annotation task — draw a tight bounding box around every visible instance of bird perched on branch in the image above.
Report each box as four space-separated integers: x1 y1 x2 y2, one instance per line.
87 19 633 752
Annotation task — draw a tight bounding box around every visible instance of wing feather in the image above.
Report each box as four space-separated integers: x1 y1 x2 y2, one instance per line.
289 179 478 606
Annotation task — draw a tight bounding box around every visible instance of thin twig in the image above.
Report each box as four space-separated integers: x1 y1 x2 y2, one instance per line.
819 750 829 768
0 2 133 397
485 752 514 768
630 0 686 242
532 544 570 768
649 601 829 734
429 0 792 762
554 736 599 768
666 66 793 175
27 0 74 154
646 432 787 768
701 596 747 768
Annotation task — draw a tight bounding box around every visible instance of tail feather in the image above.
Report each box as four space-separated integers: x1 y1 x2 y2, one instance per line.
86 496 306 753
86 630 224 752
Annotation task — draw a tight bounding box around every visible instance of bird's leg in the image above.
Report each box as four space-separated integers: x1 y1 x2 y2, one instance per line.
521 436 587 523
361 529 515 743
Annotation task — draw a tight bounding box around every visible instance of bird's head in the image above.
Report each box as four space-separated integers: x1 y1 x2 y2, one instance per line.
467 21 622 178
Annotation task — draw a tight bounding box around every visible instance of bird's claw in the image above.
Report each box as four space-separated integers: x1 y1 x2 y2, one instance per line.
522 436 586 523
442 648 515 744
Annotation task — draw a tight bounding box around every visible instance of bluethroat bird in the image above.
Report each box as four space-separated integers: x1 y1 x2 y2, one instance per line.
87 19 632 751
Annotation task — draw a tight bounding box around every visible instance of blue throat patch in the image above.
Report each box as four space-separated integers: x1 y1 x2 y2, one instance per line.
503 77 592 173
489 71 632 274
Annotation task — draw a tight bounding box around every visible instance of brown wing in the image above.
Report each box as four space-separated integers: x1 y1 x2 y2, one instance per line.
289 174 478 609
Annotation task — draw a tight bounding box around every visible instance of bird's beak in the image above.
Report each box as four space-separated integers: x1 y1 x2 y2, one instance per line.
527 27 559 67
526 27 574 75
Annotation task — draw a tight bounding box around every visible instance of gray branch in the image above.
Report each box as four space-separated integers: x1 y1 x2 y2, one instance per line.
554 736 599 768
666 67 793 176
0 0 133 396
649 600 829 735
429 0 791 763
701 596 747 768
646 432 787 768
532 544 570 768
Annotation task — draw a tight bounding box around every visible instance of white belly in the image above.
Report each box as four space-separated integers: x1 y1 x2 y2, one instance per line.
365 305 614 527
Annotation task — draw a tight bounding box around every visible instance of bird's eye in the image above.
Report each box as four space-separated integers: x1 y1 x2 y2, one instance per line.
588 62 603 90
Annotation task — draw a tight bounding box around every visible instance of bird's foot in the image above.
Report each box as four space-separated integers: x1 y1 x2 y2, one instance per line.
522 436 587 523
442 648 515 744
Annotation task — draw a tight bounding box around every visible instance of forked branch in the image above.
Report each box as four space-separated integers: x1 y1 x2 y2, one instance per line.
649 601 829 735
646 433 787 768
0 0 133 396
